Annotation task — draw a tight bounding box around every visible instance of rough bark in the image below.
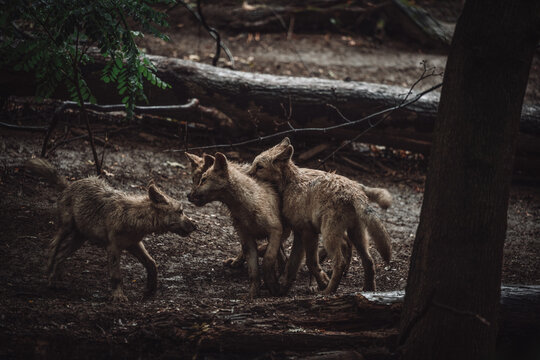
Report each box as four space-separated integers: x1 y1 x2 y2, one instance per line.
399 2 540 360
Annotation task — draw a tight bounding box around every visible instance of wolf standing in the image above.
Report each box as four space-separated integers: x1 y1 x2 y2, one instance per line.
249 138 392 294
188 153 289 298
26 158 197 302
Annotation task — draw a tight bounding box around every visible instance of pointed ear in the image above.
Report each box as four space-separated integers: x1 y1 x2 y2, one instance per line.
147 179 156 188
148 184 169 204
202 154 215 171
274 144 294 162
214 152 228 172
185 152 203 168
279 137 291 146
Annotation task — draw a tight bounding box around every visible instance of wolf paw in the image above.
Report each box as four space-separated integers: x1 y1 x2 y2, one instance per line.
142 289 156 301
111 292 129 303
223 257 243 268
321 286 334 295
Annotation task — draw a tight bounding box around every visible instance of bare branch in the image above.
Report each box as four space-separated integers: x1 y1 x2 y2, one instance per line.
0 122 48 132
171 82 443 153
317 62 443 168
172 1 235 67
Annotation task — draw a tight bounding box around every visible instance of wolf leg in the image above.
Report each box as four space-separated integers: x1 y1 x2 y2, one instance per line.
127 242 157 298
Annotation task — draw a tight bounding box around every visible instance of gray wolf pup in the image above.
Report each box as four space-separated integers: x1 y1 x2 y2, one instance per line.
249 138 392 294
26 158 197 302
187 153 288 298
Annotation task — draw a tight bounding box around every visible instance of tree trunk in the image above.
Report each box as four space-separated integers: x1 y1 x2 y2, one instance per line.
398 2 540 360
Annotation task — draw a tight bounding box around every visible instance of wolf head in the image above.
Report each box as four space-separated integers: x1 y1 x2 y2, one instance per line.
147 182 197 236
248 137 294 184
185 152 215 187
187 153 231 207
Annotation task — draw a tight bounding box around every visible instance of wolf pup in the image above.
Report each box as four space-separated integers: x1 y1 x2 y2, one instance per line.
249 138 392 294
187 153 288 298
185 152 288 272
26 158 197 302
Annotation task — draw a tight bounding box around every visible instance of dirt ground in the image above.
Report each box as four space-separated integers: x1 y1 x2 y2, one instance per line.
1 4 540 359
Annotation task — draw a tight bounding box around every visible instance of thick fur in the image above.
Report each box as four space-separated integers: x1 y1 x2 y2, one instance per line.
187 153 288 298
26 158 197 302
185 153 264 268
249 138 392 294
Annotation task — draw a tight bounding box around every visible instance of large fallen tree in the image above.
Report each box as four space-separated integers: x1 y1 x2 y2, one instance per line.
2 53 540 172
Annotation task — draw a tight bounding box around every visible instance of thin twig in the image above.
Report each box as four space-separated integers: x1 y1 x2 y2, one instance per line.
59 98 199 114
196 0 220 66
0 122 48 132
317 63 442 168
268 6 310 74
45 127 135 155
99 132 109 171
172 1 235 68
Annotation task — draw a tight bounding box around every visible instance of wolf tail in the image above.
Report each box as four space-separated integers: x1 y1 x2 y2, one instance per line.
354 201 392 263
25 158 68 192
360 185 393 210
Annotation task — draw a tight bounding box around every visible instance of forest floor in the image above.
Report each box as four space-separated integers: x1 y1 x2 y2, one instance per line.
1 4 540 359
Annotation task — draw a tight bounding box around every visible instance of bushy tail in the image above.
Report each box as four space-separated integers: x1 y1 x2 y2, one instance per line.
361 185 393 210
25 158 68 192
356 202 392 263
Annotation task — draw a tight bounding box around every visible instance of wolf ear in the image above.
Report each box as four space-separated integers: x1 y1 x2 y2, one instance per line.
279 137 291 146
148 184 169 204
202 154 215 170
185 152 203 168
274 144 294 162
214 152 228 172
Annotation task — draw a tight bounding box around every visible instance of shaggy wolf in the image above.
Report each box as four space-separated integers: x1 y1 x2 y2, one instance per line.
249 138 392 294
185 152 288 271
186 152 390 293
26 158 197 302
187 153 288 298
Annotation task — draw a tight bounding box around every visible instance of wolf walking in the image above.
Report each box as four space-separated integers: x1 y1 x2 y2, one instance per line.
249 138 392 294
187 153 289 298
26 158 197 302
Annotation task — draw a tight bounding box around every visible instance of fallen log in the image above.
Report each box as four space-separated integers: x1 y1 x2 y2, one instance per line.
1 286 537 359
142 54 540 135
140 54 540 171
126 286 540 358
2 54 540 171
170 0 453 47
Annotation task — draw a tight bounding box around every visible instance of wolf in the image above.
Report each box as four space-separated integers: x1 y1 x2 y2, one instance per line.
248 138 392 294
186 152 390 293
187 153 289 298
185 153 258 268
26 158 197 302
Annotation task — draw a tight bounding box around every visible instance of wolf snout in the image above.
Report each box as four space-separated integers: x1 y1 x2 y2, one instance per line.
186 217 197 232
187 192 203 206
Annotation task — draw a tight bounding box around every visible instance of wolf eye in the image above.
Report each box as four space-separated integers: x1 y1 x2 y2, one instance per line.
200 177 207 185
256 164 263 171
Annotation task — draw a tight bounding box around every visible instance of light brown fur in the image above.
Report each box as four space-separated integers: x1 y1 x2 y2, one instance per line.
26 158 197 302
185 153 260 268
187 153 288 298
249 138 392 294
